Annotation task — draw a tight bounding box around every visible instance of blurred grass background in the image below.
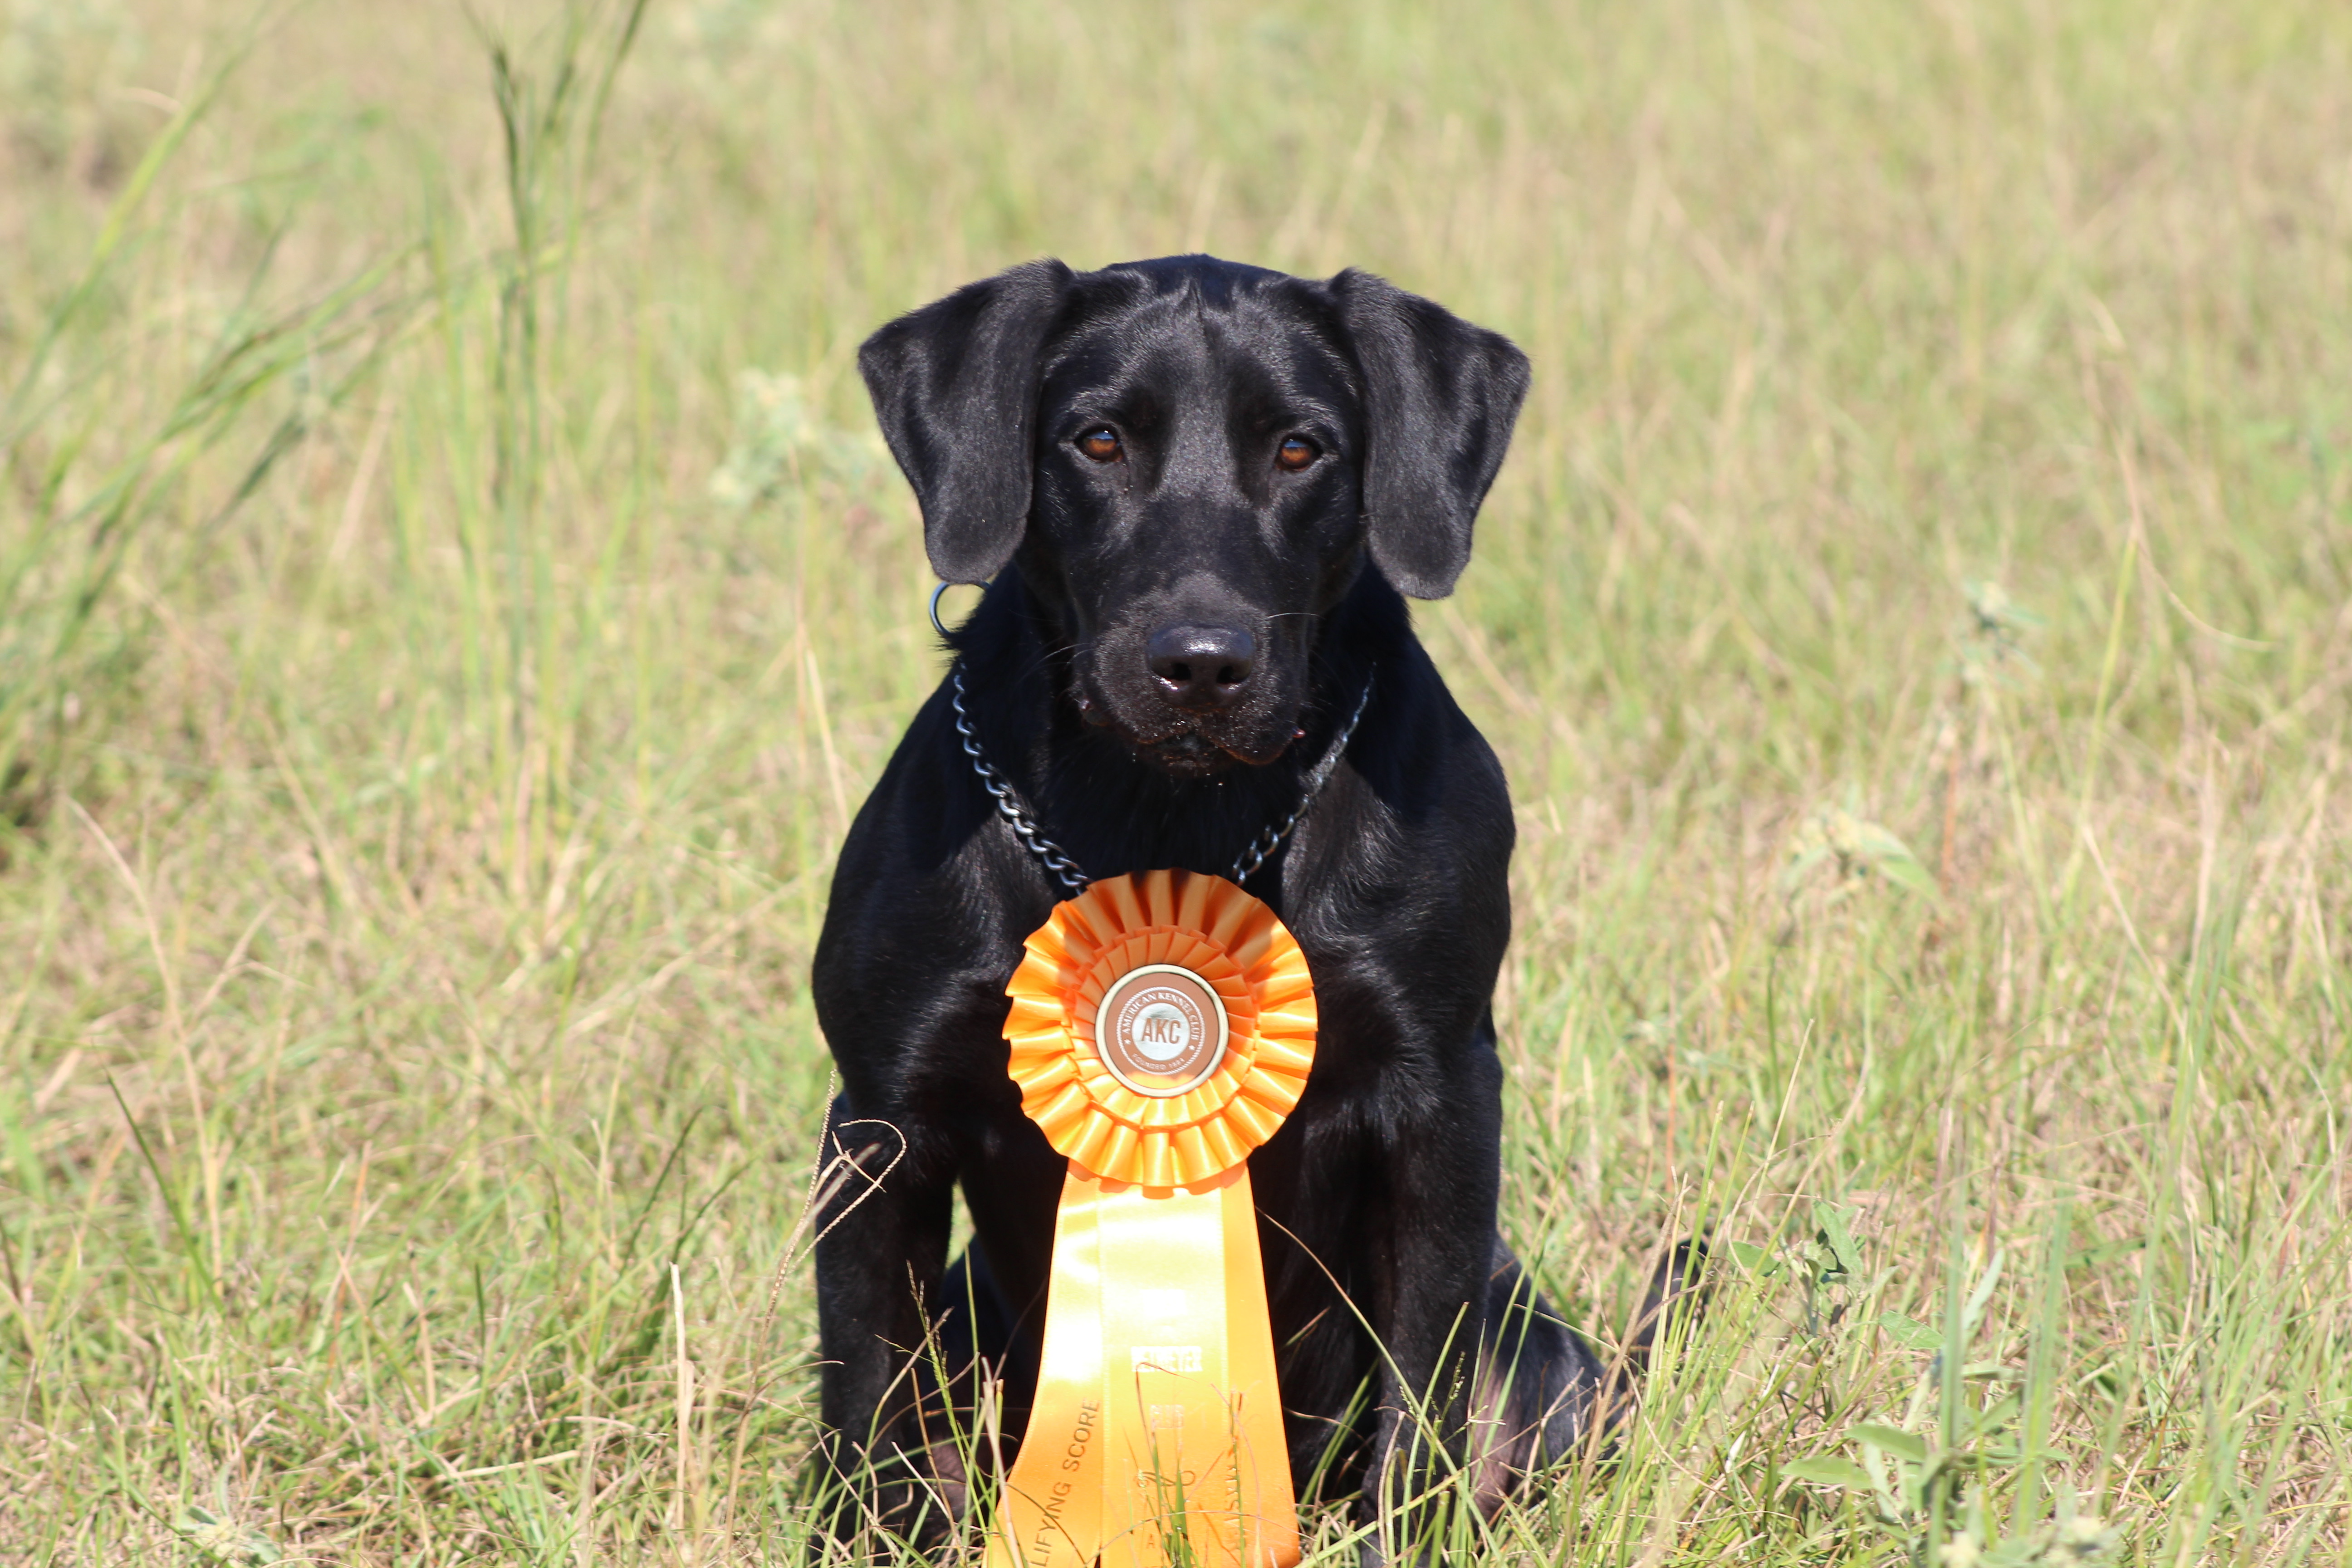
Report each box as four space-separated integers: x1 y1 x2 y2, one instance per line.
2 0 2347 1561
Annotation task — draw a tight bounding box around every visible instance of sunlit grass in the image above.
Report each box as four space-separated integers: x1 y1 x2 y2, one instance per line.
2 0 2347 1562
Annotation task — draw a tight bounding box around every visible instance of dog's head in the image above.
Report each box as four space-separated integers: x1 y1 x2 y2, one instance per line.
860 255 1529 777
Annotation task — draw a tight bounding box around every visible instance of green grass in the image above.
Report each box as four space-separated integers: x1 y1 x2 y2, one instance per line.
3 0 2348 1561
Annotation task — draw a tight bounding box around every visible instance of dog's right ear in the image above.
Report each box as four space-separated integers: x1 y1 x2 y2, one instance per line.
858 259 1074 585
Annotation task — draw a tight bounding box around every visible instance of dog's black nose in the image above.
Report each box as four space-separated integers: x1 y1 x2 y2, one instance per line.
1146 623 1256 711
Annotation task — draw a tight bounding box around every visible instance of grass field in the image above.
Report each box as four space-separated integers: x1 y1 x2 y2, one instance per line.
4 0 2350 1561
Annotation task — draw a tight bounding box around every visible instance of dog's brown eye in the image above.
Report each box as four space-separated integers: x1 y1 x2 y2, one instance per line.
1275 435 1318 472
1077 427 1122 463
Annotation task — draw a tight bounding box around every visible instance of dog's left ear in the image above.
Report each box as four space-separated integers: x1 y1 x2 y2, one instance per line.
1330 270 1531 599
859 258 1075 584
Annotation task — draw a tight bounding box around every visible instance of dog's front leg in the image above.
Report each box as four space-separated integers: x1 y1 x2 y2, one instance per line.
811 1095 961 1551
1358 1046 1507 1565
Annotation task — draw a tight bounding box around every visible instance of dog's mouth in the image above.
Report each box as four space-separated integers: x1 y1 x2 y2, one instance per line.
1073 685 1296 777
1138 730 1239 777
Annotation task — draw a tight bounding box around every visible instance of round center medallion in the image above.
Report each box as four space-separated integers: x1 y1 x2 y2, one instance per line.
1095 963 1229 1097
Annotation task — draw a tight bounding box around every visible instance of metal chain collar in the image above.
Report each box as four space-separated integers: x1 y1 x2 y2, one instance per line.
949 662 1373 897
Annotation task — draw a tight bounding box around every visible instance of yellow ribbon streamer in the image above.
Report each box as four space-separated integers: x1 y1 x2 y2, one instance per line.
990 872 1311 1568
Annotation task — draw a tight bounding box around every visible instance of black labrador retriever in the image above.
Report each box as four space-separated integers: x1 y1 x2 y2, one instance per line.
809 255 1690 1557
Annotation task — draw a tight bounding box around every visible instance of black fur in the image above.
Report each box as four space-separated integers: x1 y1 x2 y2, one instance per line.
811 255 1684 1558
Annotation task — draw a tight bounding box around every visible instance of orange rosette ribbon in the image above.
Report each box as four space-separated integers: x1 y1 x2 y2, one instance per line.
989 870 1313 1568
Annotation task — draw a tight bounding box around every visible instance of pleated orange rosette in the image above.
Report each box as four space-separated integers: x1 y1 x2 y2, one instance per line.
1004 869 1316 1191
990 870 1312 1568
